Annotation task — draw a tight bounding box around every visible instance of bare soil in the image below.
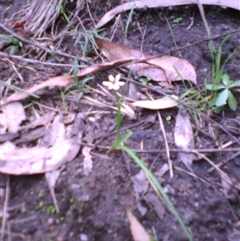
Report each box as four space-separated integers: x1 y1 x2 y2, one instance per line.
0 1 240 241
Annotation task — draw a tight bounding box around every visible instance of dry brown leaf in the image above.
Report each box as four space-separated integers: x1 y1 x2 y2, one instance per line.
0 114 82 175
120 103 136 119
82 146 93 176
131 95 178 110
0 59 134 107
96 38 197 84
0 75 73 106
0 102 26 133
95 0 240 29
174 106 195 171
126 206 151 241
77 58 134 77
131 170 149 215
0 140 79 175
45 169 61 212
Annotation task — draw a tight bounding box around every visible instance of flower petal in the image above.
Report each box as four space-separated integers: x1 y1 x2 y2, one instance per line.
108 75 115 82
102 81 111 87
115 73 121 82
118 81 125 86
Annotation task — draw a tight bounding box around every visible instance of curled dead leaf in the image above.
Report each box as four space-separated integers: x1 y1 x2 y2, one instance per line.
96 38 197 84
126 206 151 241
0 102 26 133
95 0 240 29
131 95 178 110
0 114 83 175
174 106 195 171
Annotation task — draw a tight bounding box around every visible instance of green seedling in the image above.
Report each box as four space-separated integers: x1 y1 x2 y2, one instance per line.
166 115 172 123
173 17 182 26
206 35 238 111
47 205 56 214
21 206 27 213
38 189 45 197
63 58 93 104
125 0 136 39
105 74 193 241
208 35 234 88
59 4 70 23
139 76 151 85
206 74 240 111
36 201 44 210
75 28 102 57
0 34 23 54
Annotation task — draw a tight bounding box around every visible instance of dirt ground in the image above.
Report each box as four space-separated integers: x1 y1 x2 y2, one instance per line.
0 1 240 241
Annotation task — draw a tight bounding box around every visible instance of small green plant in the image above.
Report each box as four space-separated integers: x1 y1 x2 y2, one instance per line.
21 205 27 213
58 4 70 23
166 115 172 123
35 201 44 210
206 73 240 110
103 74 193 241
139 76 151 85
173 17 182 26
62 58 93 106
38 189 45 198
0 34 23 54
75 28 104 58
47 205 56 214
125 0 135 39
206 35 238 111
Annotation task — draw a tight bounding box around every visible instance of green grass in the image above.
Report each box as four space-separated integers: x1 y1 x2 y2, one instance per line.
125 0 136 40
205 35 238 111
108 79 193 241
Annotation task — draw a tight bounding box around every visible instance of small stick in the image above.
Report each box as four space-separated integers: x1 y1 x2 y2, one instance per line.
157 111 173 177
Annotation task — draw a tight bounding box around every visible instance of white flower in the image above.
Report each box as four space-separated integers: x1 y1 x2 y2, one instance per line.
102 73 125 90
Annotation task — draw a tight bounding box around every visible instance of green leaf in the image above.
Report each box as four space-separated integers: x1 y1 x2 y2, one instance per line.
173 17 182 24
208 96 217 107
139 77 151 85
206 84 224 91
227 90 238 111
12 37 19 45
215 89 228 107
111 131 132 150
229 80 240 88
221 74 230 86
214 106 223 113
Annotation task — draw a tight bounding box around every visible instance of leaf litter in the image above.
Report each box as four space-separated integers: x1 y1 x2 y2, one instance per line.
0 110 84 212
174 106 196 171
1 1 240 239
0 36 197 108
95 0 240 29
126 205 151 241
96 37 197 84
0 113 83 175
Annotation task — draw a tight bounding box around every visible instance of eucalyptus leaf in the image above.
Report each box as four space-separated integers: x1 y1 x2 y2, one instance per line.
227 90 238 110
215 89 228 107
